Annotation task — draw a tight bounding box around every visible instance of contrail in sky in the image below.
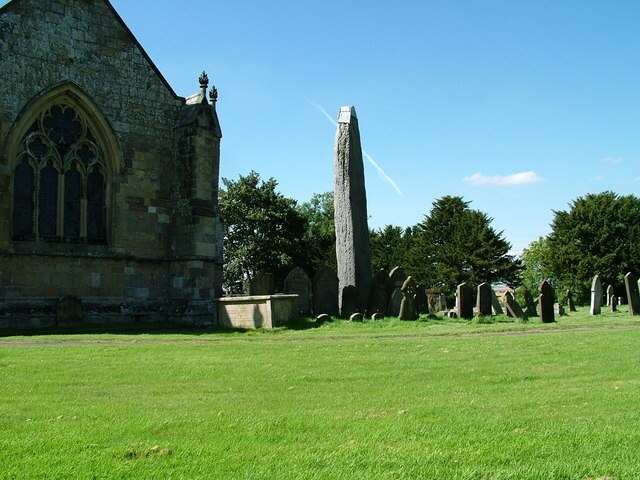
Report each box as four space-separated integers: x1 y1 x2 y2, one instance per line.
303 97 404 198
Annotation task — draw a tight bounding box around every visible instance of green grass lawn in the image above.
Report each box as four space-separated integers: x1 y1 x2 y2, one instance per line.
1 307 640 479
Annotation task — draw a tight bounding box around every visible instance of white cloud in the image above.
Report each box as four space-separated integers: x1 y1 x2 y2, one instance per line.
463 171 543 186
601 156 623 165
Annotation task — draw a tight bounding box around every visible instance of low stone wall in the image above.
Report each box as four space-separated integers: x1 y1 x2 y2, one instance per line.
215 295 299 329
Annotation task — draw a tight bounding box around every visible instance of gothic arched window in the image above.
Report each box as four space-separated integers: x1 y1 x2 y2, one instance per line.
11 103 109 244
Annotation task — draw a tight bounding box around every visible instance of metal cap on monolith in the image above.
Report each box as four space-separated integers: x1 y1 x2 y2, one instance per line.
333 105 372 315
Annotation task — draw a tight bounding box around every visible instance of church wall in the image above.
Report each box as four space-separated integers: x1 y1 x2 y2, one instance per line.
0 0 223 327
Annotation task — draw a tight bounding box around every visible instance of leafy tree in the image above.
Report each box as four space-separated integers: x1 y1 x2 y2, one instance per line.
370 225 418 273
547 191 640 304
219 171 307 293
297 192 336 275
406 196 521 299
520 237 554 294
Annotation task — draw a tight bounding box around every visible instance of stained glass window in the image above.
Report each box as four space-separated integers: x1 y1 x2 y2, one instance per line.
13 102 109 244
38 164 58 238
12 160 34 238
64 166 81 240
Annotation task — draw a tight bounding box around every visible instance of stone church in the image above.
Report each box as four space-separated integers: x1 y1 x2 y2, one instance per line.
0 0 223 328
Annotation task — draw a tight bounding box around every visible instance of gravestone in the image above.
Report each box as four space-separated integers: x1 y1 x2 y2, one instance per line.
566 289 576 312
624 272 640 316
456 282 473 319
523 289 538 316
610 296 618 312
334 106 372 312
340 285 358 318
313 267 339 316
590 275 603 315
439 293 447 311
476 283 492 316
606 285 614 306
387 267 406 317
504 291 525 319
539 280 555 323
350 312 364 322
250 273 275 296
554 303 565 317
316 314 332 325
367 269 389 316
414 284 427 314
371 312 384 321
490 290 504 315
284 267 312 315
399 276 417 320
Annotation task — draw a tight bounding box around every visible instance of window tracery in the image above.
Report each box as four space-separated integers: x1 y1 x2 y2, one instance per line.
11 103 108 243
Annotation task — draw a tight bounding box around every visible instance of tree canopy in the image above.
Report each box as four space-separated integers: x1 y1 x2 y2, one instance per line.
406 195 520 296
219 171 307 293
297 191 336 275
370 225 417 273
545 191 640 303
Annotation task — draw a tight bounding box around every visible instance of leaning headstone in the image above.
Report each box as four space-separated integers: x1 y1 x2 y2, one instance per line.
399 276 417 320
624 272 640 316
334 106 372 312
387 267 406 317
350 312 364 322
539 280 555 323
456 283 473 319
414 284 427 314
250 273 275 295
284 267 312 315
476 283 492 316
590 275 603 315
606 285 614 306
340 285 358 318
504 291 525 319
490 289 504 315
566 289 576 312
313 267 339 316
367 269 389 316
523 289 538 317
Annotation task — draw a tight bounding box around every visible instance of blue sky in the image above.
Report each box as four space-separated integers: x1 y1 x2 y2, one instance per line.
11 0 640 254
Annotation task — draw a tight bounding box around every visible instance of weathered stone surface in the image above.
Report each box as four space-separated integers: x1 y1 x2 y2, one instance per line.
590 275 603 315
456 283 473 319
414 284 427 314
350 312 364 322
606 285 615 305
340 285 358 318
387 267 406 317
504 291 525 319
399 276 417 320
56 295 82 324
371 312 384 321
250 273 275 296
367 268 389 316
334 106 372 312
0 1 223 327
539 280 555 323
610 296 618 312
313 267 339 316
523 289 538 317
554 303 565 317
476 283 492 316
625 272 640 315
316 313 332 325
447 310 458 319
284 267 312 315
490 290 504 315
216 295 298 329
